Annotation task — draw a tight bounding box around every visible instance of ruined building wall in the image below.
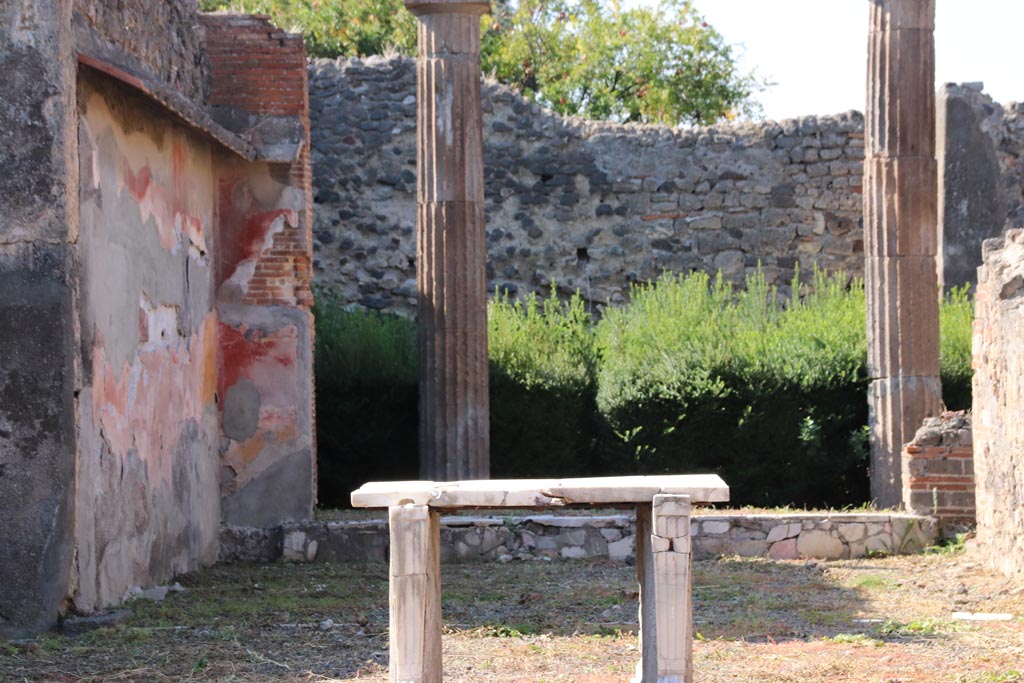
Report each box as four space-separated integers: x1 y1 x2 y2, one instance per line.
309 57 865 314
0 5 314 636
972 229 1024 578
74 73 221 610
937 84 1024 290
73 0 209 103
0 0 79 640
202 15 316 527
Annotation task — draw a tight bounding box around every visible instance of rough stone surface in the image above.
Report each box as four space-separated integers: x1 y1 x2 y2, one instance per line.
0 0 79 640
73 0 209 103
973 228 1024 579
902 411 974 525
937 84 1024 289
308 57 865 314
222 512 939 564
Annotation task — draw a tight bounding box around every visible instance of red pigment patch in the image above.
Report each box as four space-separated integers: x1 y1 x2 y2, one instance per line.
216 176 296 290
218 321 302 479
118 136 209 252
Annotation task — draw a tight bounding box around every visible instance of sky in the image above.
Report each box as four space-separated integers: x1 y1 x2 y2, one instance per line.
693 0 1024 122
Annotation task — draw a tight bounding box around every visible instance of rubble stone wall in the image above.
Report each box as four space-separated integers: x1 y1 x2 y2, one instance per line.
221 511 939 564
309 57 866 314
938 84 1024 290
73 0 210 103
973 228 1024 578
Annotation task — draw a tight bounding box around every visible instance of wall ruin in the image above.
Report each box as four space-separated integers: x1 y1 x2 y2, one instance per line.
0 2 314 637
309 57 866 314
972 229 1024 578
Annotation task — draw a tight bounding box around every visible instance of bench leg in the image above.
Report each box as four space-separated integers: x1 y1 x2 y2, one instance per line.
388 504 442 683
634 494 693 683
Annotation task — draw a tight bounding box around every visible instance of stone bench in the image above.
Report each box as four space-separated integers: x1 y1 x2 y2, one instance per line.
351 474 729 683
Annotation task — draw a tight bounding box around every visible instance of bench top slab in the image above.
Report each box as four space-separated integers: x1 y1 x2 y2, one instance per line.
350 474 729 509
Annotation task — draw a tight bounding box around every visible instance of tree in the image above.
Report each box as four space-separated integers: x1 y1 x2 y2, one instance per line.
198 0 417 57
200 0 761 126
483 0 760 125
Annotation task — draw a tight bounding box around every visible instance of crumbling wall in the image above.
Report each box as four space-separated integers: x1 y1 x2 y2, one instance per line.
73 0 209 103
973 228 1024 578
0 0 79 640
203 15 316 527
901 412 974 525
309 57 865 313
74 72 220 610
937 84 1024 290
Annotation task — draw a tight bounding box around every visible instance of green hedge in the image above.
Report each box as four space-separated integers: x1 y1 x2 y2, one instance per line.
313 273 975 507
595 271 869 507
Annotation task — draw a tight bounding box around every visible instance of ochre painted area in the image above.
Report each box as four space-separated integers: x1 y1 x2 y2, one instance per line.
75 74 221 610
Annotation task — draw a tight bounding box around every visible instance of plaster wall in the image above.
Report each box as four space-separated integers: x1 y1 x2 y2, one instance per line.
74 73 220 611
214 157 315 528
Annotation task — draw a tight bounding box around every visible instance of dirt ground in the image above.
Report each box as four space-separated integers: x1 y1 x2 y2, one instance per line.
2 546 1022 683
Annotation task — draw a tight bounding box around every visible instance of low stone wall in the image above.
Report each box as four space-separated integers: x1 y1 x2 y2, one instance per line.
221 511 938 564
902 412 974 525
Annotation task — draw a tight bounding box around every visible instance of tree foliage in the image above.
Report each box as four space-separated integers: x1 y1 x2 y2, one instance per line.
200 0 761 125
483 0 760 125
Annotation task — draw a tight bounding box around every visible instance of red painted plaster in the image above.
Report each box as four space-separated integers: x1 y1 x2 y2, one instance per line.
92 313 218 485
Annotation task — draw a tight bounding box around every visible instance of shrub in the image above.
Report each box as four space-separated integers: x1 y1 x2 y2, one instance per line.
488 289 604 478
595 270 871 507
940 285 973 411
313 272 976 508
313 293 418 506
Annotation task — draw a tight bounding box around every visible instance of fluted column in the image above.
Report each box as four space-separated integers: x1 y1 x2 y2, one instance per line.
865 0 942 507
407 0 491 480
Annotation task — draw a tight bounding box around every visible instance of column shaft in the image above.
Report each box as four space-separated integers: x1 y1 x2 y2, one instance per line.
408 1 491 481
864 0 942 507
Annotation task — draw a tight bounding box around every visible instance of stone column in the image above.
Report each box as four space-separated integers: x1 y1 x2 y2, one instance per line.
406 0 491 480
864 0 942 507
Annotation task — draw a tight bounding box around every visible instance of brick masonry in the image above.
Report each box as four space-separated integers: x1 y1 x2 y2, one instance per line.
901 412 975 524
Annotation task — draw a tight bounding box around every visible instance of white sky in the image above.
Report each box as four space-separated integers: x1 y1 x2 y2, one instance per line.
693 0 1024 122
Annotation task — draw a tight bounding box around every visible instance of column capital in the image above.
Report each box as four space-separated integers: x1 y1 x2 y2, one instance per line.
404 0 490 17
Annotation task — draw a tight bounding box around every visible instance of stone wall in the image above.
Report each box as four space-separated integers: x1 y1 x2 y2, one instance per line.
973 229 1024 578
0 0 79 640
901 412 974 526
73 0 209 103
937 84 1024 290
221 511 939 564
309 57 865 314
0 7 314 636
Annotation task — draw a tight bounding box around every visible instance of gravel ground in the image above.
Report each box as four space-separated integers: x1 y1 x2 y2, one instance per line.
1 546 1022 683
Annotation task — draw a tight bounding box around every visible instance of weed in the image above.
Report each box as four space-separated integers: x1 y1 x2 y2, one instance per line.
823 633 885 647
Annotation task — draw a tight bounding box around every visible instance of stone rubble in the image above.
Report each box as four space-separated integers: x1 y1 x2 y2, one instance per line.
222 512 939 564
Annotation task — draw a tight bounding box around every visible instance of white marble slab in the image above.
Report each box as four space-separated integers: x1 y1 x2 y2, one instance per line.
350 474 728 509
